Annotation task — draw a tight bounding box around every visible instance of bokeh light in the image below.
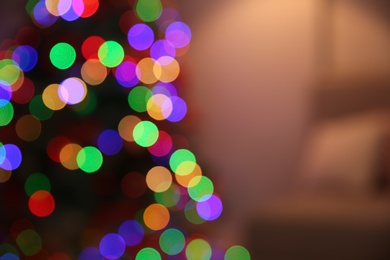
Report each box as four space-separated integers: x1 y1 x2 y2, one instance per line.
117 220 144 247
184 200 206 225
136 58 160 84
0 82 12 103
154 56 180 83
159 228 185 255
146 166 172 192
196 194 223 221
188 176 214 202
15 229 42 256
59 143 82 170
81 59 108 86
135 0 162 22
128 86 152 113
76 146 103 173
58 77 87 105
150 40 176 60
154 183 182 208
114 61 138 88
135 247 161 260
12 45 38 72
82 35 105 60
165 21 192 48
98 41 124 68
118 115 141 142
0 252 19 260
128 23 155 51
224 245 251 260
97 129 123 156
147 130 173 157
166 96 187 122
99 233 125 260
169 149 196 176
143 203 170 230
28 190 55 217
133 120 159 147
0 59 21 85
175 163 202 188
11 77 35 104
42 83 66 110
186 238 212 260
78 247 103 260
24 173 51 196
32 1 59 28
0 102 14 126
146 93 172 121
29 94 54 120
0 0 249 258
49 42 76 70
0 144 22 171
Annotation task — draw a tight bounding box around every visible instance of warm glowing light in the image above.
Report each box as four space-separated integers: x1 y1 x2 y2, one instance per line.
146 166 172 192
59 143 82 170
81 59 108 86
143 203 170 230
28 190 55 217
42 83 66 110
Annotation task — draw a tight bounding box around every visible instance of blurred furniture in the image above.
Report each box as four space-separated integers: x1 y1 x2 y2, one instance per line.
247 74 390 259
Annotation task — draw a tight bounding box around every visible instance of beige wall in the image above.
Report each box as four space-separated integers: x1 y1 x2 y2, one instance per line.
177 0 390 244
331 1 390 76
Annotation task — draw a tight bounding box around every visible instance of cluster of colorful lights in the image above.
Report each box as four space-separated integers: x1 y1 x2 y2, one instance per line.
0 0 251 259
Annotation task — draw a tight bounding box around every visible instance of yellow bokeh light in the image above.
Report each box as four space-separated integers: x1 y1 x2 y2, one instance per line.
42 83 66 110
146 166 172 192
146 94 172 121
154 56 180 83
136 58 161 84
175 163 202 188
59 143 82 170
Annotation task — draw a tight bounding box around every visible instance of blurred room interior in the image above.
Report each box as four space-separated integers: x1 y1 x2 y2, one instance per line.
177 0 390 259
1 0 390 259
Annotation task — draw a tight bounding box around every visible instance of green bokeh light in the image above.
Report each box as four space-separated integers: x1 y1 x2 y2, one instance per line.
159 228 185 255
154 183 180 208
26 0 40 16
169 149 196 174
184 200 205 225
98 41 124 68
225 245 251 260
0 102 14 126
135 247 161 260
24 173 51 197
135 0 163 22
0 243 19 257
29 95 53 121
49 42 76 70
188 176 214 202
185 239 212 260
133 121 159 147
128 86 152 113
0 59 21 85
16 229 42 256
76 146 103 173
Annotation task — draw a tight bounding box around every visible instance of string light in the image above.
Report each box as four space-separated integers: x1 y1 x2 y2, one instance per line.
0 0 251 259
